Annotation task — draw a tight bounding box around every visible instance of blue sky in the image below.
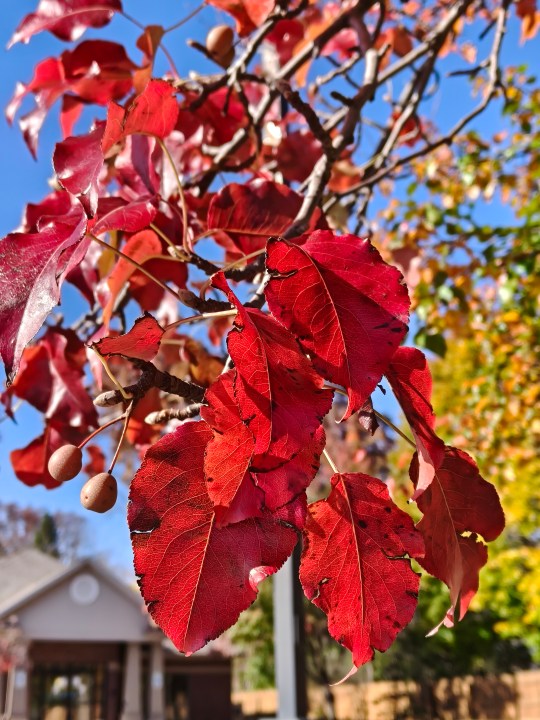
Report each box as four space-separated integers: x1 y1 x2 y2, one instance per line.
0 2 538 570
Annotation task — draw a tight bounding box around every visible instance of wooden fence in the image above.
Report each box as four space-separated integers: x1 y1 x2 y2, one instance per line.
232 669 540 719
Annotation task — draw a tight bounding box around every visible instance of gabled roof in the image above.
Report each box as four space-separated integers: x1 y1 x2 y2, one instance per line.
0 548 63 612
0 549 145 619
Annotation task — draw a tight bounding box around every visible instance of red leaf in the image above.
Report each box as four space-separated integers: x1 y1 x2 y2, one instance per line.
102 79 179 154
92 197 158 236
300 473 423 675
94 313 164 362
213 273 333 471
275 130 324 184
0 206 88 380
265 231 410 420
41 328 98 428
129 421 301 654
207 180 326 255
7 41 134 157
207 0 275 36
83 444 106 476
202 371 263 526
101 229 161 326
253 426 326 512
412 447 505 630
11 422 84 490
386 347 445 499
9 0 122 46
53 122 105 217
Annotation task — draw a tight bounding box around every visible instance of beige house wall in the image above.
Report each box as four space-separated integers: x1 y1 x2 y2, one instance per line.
16 572 149 643
233 669 540 720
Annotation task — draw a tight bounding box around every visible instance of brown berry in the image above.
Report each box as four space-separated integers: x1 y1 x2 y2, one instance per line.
206 25 234 66
80 473 118 513
48 444 83 482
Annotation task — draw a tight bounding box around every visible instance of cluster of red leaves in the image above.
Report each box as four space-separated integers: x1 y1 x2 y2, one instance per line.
0 0 506 679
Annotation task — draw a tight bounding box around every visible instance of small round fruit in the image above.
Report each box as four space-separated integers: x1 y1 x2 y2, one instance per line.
206 24 234 63
80 473 118 514
48 444 83 482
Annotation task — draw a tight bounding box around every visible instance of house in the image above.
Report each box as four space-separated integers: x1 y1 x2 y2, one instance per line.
0 549 232 720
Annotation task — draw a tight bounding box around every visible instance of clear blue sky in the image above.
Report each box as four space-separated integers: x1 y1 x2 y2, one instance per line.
0 2 537 570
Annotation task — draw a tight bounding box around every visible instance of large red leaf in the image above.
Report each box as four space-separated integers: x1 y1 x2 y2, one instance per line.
202 372 263 526
102 79 179 154
386 347 445 499
207 180 326 256
94 313 164 362
0 205 88 380
265 231 410 420
412 447 505 630
207 0 275 36
300 473 423 677
9 0 122 46
129 421 301 654
53 122 105 217
213 272 333 471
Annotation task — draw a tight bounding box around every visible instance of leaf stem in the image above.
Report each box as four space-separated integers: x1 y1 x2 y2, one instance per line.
108 402 134 474
89 233 183 303
90 347 132 401
164 309 237 332
372 410 416 448
149 222 184 259
156 138 190 256
165 4 204 33
323 448 340 474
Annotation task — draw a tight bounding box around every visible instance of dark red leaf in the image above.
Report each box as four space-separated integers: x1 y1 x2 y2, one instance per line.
94 313 164 362
41 328 98 428
207 180 326 255
201 371 263 526
53 122 105 217
213 272 333 471
129 421 301 654
0 205 88 380
22 191 74 231
102 79 179 154
386 347 446 499
300 473 423 676
9 0 122 47
275 129 323 184
265 231 410 420
11 422 85 490
114 135 161 198
412 447 505 630
92 197 159 236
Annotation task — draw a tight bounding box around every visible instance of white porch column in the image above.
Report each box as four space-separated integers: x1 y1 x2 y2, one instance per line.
148 642 165 720
274 555 302 720
120 642 142 720
9 667 29 720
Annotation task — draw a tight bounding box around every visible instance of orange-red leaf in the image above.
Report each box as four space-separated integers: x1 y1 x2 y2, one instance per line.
300 473 423 676
412 447 505 630
266 231 409 420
